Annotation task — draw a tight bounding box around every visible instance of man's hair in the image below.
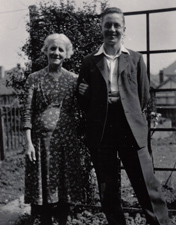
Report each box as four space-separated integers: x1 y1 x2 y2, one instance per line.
101 7 125 25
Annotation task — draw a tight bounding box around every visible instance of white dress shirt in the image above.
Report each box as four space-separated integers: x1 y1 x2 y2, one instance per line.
94 44 129 93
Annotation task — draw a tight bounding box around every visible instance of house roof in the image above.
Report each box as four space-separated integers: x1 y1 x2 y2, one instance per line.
165 74 176 82
156 75 176 89
163 60 176 75
150 74 160 88
0 64 24 95
150 60 176 89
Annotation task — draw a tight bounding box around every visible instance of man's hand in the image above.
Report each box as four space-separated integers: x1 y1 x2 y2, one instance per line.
26 142 36 162
79 78 90 98
150 112 161 128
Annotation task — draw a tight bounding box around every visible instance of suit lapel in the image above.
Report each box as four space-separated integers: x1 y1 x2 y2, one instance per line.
118 52 130 76
93 54 109 85
93 51 130 84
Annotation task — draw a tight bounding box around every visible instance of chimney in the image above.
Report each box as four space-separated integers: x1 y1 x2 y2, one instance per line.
17 63 21 69
29 5 39 25
159 70 164 84
0 66 4 79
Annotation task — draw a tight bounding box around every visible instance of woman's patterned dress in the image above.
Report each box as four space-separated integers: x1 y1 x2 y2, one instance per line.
21 67 92 205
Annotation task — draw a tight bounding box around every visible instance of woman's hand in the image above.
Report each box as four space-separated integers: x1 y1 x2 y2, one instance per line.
24 129 36 162
26 142 36 162
150 112 161 128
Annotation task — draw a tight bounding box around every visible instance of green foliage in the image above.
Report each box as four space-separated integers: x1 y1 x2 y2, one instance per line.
5 0 109 95
6 0 108 101
6 0 109 93
22 0 108 74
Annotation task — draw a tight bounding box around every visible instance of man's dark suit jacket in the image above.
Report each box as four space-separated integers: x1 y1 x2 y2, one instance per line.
78 48 150 150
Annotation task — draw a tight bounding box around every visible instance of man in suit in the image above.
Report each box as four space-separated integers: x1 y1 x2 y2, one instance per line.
77 7 170 225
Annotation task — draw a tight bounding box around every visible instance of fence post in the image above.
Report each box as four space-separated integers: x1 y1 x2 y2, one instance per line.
0 107 5 160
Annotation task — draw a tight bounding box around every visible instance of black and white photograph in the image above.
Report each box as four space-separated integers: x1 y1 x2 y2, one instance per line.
0 0 176 224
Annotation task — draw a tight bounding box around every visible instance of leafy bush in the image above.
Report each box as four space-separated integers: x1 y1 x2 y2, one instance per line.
6 0 108 101
22 0 108 74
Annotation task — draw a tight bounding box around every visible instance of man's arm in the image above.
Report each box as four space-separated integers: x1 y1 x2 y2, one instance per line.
137 54 150 111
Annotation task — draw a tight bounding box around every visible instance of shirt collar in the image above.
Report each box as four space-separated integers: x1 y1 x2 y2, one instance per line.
94 44 129 59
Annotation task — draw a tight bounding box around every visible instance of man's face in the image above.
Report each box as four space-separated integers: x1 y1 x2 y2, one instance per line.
101 13 126 46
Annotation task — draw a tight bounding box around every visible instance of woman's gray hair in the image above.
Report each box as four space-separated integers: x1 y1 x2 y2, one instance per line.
41 33 73 58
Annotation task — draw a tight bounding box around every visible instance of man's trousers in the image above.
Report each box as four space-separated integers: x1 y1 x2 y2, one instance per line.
90 103 170 225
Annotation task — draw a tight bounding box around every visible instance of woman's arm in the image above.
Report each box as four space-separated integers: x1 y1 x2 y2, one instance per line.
21 73 36 162
24 128 36 162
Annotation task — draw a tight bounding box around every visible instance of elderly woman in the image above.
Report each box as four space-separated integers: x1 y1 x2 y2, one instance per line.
21 33 90 225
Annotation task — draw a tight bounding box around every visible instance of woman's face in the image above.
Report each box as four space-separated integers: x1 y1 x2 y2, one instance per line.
47 39 67 66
